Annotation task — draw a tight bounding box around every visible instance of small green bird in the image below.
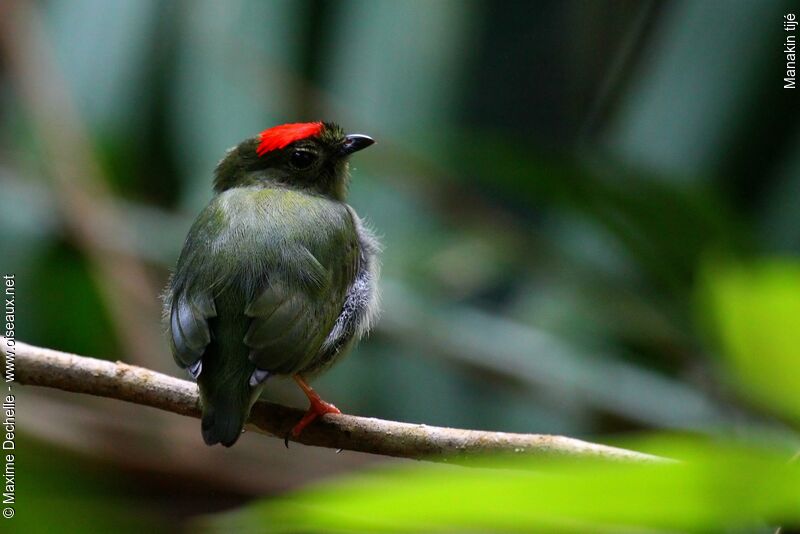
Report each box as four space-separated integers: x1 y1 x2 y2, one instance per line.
163 122 380 447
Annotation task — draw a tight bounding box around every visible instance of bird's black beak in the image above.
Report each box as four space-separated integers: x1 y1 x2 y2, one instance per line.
340 134 375 156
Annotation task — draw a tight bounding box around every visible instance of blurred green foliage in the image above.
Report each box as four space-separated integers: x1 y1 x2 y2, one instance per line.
10 438 164 534
207 438 800 533
700 259 800 422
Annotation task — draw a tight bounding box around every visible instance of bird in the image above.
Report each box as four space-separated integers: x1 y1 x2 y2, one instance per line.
163 122 380 447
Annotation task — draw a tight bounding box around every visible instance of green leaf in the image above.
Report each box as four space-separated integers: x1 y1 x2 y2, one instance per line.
202 437 800 533
700 259 800 421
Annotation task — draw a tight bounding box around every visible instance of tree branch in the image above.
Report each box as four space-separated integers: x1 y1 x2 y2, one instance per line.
2 339 666 465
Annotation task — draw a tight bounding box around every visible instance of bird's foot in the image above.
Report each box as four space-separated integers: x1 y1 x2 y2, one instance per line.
291 394 341 437
290 375 341 438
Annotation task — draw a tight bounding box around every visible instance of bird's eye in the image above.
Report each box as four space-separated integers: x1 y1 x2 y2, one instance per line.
289 150 316 170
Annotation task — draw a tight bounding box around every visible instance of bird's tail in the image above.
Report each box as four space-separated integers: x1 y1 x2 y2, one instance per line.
196 311 254 447
201 395 247 447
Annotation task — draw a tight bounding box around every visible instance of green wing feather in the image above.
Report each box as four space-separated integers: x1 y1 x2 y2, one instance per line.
166 186 358 378
244 230 358 374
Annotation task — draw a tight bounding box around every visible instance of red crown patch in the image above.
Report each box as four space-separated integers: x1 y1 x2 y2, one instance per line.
256 122 324 157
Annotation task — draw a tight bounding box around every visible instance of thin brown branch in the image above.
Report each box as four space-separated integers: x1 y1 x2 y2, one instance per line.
1 339 667 465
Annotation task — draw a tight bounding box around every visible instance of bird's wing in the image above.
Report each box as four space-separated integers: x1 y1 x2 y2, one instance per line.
164 198 223 374
317 208 381 364
168 289 216 370
244 208 359 375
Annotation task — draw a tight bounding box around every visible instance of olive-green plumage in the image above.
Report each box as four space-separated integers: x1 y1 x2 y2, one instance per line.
163 123 380 446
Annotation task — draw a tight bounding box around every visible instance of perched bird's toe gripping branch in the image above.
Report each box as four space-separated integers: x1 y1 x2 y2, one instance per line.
290 375 342 438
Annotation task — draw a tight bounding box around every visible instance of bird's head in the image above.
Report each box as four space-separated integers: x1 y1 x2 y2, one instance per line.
212 122 374 200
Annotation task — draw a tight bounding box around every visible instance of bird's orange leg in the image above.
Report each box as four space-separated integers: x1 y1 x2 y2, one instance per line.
291 375 341 437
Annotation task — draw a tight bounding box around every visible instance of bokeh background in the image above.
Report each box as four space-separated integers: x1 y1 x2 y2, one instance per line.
1 0 799 531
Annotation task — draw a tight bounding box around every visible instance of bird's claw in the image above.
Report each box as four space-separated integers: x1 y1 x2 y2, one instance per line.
290 400 341 438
